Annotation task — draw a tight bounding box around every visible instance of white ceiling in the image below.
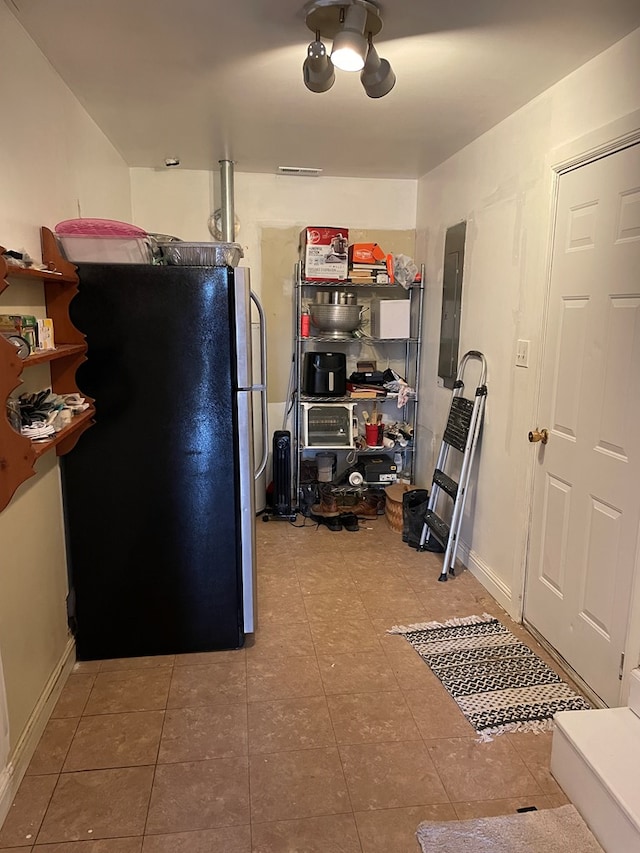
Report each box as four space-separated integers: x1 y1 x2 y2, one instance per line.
7 0 640 179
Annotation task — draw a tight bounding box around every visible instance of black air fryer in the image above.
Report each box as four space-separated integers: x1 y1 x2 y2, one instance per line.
303 352 347 396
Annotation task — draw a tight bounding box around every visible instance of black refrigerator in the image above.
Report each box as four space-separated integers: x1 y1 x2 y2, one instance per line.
61 263 266 659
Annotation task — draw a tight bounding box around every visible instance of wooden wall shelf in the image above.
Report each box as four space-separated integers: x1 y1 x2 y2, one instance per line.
24 343 87 367
0 227 95 511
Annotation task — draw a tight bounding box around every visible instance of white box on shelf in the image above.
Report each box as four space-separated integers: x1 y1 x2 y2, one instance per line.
371 299 411 339
36 318 55 350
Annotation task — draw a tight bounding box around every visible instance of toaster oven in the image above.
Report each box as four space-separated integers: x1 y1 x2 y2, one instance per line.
301 402 356 448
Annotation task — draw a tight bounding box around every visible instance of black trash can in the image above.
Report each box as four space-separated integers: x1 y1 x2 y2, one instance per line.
402 488 429 548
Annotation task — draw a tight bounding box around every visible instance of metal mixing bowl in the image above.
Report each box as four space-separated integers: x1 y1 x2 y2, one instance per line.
309 304 363 338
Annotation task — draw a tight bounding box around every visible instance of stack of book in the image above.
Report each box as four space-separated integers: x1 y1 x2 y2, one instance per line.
349 262 390 284
346 382 387 399
348 242 392 284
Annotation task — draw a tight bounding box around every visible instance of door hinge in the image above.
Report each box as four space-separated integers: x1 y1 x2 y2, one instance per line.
619 653 625 680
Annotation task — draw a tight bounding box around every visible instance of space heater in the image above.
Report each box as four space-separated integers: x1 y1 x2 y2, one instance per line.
270 430 294 518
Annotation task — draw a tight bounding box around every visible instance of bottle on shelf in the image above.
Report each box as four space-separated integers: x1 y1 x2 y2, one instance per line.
393 451 404 480
300 309 310 338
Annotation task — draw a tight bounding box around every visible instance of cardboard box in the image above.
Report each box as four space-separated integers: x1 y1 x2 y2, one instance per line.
370 299 411 339
36 318 55 350
299 227 349 280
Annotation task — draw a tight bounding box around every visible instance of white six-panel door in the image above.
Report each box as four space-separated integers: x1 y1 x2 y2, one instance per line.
524 143 640 707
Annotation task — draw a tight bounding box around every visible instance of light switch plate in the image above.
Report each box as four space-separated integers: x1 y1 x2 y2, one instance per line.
516 339 530 368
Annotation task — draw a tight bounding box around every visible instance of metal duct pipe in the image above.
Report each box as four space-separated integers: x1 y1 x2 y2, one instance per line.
219 159 235 242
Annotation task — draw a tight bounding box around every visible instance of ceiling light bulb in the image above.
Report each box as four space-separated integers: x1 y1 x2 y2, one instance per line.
330 4 368 72
360 44 396 98
303 37 335 93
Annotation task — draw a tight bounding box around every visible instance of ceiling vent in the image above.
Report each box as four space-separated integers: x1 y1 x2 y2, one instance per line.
278 166 323 177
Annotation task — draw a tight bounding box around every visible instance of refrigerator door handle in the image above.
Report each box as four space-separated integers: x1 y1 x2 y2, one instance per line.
236 391 256 633
251 290 268 479
234 268 253 390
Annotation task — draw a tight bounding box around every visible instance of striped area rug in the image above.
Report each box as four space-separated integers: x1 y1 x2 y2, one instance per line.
389 614 590 739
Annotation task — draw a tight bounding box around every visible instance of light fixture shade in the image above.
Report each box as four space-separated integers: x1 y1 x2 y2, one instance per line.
360 44 396 98
330 4 368 71
303 39 335 92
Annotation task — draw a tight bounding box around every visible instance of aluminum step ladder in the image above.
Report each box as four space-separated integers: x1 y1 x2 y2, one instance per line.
419 351 487 581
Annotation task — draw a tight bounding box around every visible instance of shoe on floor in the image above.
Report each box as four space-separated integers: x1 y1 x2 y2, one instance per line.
310 485 340 517
339 512 359 532
349 493 380 518
311 513 342 531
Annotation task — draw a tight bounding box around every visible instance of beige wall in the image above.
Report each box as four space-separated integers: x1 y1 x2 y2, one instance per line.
415 28 640 618
131 169 418 434
130 169 418 300
0 1 131 772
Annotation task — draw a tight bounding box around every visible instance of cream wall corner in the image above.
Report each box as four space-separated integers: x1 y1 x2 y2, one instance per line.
415 27 640 618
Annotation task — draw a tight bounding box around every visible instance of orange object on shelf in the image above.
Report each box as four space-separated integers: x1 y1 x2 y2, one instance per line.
348 243 386 264
385 253 395 283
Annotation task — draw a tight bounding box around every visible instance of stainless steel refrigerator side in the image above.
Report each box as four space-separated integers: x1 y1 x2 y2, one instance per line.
236 390 257 633
233 267 258 633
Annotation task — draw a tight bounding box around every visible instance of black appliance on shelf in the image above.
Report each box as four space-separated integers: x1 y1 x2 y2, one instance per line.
61 263 267 659
303 351 347 396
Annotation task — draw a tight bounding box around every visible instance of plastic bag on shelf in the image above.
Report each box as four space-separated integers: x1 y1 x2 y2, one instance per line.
383 368 416 408
392 254 418 289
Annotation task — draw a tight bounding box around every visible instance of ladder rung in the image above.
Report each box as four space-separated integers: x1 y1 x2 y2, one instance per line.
443 397 474 452
424 510 450 546
432 469 458 499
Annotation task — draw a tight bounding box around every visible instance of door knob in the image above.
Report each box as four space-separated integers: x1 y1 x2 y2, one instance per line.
528 428 549 445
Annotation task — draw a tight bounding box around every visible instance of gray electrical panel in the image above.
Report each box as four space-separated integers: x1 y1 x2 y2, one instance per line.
438 221 466 389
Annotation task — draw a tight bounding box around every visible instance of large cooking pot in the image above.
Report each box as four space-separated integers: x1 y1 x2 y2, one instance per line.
329 291 356 305
309 303 363 338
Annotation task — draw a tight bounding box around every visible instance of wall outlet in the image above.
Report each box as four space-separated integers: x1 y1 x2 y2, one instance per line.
515 339 530 368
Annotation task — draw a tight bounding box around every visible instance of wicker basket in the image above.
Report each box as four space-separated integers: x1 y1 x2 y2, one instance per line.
384 483 412 533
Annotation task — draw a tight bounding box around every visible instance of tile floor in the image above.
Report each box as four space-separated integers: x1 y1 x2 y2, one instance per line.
0 516 574 852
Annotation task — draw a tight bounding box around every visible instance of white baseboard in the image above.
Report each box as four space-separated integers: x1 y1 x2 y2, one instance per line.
456 540 516 618
0 637 75 829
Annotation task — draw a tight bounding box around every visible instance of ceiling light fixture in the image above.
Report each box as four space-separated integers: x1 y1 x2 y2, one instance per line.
330 4 368 71
303 30 336 92
360 37 395 98
302 0 394 98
